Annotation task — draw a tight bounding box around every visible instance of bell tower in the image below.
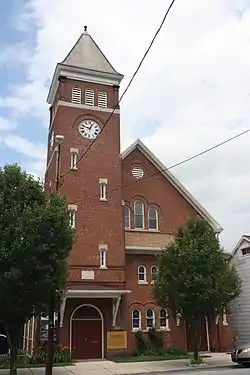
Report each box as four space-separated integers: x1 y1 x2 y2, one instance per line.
44 27 126 288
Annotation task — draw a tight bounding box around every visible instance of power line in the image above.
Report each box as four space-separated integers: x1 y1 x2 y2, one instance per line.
60 0 177 179
70 128 250 205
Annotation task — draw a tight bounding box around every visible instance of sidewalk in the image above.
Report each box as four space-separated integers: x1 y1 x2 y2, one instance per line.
0 353 234 375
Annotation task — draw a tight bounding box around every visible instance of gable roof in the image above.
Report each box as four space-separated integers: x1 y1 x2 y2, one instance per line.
122 139 223 233
232 235 250 256
61 31 123 77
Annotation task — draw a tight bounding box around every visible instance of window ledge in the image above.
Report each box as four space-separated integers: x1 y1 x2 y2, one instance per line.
100 266 107 270
138 281 148 285
132 328 141 333
142 328 170 333
222 322 228 326
70 167 78 171
125 229 160 233
150 281 155 285
100 198 107 202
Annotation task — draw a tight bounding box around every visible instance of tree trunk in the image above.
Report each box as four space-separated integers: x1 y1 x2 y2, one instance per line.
189 316 202 363
5 326 22 375
45 296 55 375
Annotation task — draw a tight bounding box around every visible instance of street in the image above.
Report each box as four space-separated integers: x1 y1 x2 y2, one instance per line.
148 366 250 374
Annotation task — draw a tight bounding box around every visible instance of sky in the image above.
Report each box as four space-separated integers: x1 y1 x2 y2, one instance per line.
0 0 250 251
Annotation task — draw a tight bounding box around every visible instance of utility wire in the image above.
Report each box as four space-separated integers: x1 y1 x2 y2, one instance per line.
60 0 177 179
70 128 250 205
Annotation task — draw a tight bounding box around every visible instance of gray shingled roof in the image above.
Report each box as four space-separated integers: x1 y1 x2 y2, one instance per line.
61 31 120 75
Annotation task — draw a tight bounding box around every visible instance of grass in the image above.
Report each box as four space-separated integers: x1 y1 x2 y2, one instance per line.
113 352 191 363
0 363 73 369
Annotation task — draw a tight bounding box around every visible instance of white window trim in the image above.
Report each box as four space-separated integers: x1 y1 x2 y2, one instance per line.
159 309 170 331
132 309 141 332
146 309 155 330
99 244 107 269
98 91 108 108
70 149 78 170
138 265 147 284
124 206 131 229
134 200 145 230
69 210 76 229
150 265 158 284
85 88 94 106
99 178 108 201
222 310 228 326
148 207 159 231
71 86 81 104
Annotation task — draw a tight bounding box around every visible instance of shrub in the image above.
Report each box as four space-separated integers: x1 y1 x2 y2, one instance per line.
147 327 164 355
30 343 72 364
134 331 148 355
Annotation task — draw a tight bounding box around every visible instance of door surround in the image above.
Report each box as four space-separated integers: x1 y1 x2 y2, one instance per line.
70 304 104 358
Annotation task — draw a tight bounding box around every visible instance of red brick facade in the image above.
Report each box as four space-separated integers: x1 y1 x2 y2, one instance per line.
42 32 233 359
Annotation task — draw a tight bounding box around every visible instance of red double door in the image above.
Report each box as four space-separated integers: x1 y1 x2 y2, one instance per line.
72 320 102 360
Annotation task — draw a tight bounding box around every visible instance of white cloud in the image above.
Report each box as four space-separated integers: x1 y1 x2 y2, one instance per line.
1 0 250 250
3 134 46 161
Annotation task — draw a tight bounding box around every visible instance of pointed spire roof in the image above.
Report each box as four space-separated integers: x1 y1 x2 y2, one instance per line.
61 27 122 77
47 27 123 105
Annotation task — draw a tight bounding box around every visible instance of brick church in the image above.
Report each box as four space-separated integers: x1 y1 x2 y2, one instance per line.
31 28 232 359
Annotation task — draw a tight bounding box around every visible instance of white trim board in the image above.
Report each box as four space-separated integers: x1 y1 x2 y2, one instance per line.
232 235 250 256
122 139 223 233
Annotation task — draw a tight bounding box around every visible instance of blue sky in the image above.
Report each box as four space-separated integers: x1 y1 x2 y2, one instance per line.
0 0 250 250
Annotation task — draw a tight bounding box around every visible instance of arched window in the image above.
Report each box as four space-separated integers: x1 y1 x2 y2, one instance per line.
146 309 155 329
134 201 144 229
132 309 141 330
159 309 169 330
138 265 146 283
148 207 158 230
71 86 81 104
85 88 94 106
98 91 108 108
151 266 158 284
124 206 131 229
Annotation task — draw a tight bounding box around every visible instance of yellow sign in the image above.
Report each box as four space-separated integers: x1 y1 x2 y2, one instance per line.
107 330 127 350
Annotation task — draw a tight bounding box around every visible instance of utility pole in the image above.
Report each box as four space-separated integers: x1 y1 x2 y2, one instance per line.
45 134 64 375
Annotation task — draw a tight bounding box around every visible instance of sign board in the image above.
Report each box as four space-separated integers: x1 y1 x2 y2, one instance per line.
107 330 127 350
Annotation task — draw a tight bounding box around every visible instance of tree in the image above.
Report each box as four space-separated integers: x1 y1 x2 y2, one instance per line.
0 164 74 375
154 218 241 361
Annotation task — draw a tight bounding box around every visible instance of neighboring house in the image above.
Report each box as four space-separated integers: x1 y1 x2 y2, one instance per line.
230 235 250 346
25 29 232 359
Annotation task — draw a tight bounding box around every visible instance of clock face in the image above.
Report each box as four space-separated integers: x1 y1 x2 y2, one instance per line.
78 120 101 140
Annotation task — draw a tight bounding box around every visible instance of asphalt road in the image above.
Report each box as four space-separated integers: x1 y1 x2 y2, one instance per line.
147 365 250 375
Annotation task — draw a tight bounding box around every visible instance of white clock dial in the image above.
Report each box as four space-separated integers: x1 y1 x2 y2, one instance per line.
78 120 101 140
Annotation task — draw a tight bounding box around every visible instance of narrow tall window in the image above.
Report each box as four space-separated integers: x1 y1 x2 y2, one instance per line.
69 210 76 229
85 88 94 106
124 206 131 229
132 309 141 330
160 309 169 330
148 208 158 230
134 201 144 229
70 150 78 170
72 86 81 104
98 91 108 108
99 178 107 201
222 310 228 326
151 266 158 284
138 265 146 283
100 249 107 268
146 309 155 329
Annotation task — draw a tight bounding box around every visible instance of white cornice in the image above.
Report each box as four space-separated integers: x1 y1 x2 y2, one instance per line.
47 63 123 105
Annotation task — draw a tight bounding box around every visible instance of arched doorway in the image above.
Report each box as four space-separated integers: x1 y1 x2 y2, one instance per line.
70 304 103 360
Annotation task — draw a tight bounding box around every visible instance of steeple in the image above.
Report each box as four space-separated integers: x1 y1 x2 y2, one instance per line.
47 28 123 105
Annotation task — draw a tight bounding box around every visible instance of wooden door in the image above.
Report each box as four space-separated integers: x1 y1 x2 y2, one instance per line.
72 320 102 359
